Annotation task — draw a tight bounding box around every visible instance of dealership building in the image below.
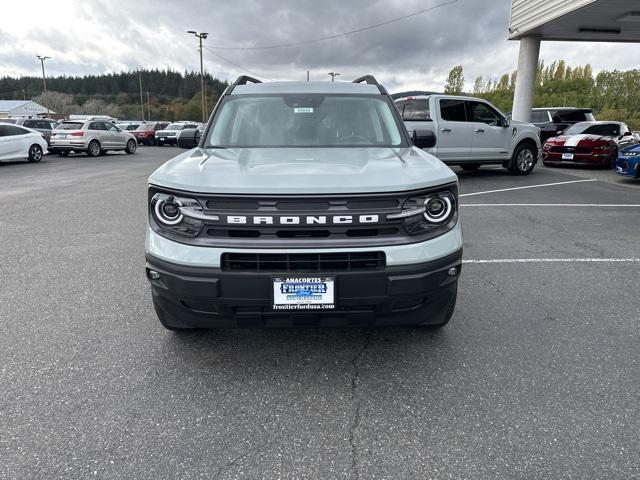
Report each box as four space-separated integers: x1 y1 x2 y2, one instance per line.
510 0 640 122
0 100 52 119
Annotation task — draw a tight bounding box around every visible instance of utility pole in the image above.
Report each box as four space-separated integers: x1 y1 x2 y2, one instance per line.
187 30 209 122
36 55 51 115
328 72 340 82
306 70 310 81
138 69 145 121
146 91 151 120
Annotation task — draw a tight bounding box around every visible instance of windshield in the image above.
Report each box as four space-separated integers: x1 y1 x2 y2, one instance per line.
57 122 84 130
206 94 403 147
166 123 185 130
564 122 620 136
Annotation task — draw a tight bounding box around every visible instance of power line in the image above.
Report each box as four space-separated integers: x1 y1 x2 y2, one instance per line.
207 0 458 51
202 46 271 80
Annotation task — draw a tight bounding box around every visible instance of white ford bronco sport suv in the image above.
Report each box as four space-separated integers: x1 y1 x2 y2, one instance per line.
145 76 463 330
395 95 541 174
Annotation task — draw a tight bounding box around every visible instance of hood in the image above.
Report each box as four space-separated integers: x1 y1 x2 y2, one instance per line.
149 147 457 194
546 134 609 145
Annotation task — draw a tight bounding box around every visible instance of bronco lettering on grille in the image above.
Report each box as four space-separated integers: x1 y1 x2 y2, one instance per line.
222 215 380 225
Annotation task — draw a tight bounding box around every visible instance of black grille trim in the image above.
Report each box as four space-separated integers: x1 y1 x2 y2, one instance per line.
221 252 386 272
550 146 591 154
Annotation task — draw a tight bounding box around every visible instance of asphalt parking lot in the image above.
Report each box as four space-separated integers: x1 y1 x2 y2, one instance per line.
1 147 639 480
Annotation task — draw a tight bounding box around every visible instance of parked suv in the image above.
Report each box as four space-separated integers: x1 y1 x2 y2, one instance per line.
50 119 138 156
395 95 541 174
145 75 462 330
9 118 59 145
133 122 169 145
155 121 200 146
530 107 595 143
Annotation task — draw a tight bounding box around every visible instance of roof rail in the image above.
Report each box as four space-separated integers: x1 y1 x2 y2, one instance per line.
353 75 379 85
352 75 388 95
233 75 262 86
226 75 263 95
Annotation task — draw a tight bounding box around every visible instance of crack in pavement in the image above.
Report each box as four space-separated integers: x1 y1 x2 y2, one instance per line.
212 451 250 479
348 331 373 480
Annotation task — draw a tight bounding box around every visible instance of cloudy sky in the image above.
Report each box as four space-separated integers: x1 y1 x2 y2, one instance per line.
1 0 640 92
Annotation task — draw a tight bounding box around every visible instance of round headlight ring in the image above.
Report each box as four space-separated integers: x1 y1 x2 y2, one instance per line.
154 196 184 225
423 196 452 223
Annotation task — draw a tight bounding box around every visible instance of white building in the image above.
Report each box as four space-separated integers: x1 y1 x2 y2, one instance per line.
0 100 54 119
509 0 640 122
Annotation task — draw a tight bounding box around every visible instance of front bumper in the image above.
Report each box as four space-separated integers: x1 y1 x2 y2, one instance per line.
616 157 640 178
156 135 177 144
542 151 611 166
146 248 461 328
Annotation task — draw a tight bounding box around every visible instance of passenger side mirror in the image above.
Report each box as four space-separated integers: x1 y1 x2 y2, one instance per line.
499 116 510 128
412 129 436 149
177 128 201 149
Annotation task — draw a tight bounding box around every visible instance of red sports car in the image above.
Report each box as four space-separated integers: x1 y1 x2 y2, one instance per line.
542 121 638 168
133 122 169 146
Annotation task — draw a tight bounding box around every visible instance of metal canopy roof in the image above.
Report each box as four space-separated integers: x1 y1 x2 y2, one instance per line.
510 0 640 42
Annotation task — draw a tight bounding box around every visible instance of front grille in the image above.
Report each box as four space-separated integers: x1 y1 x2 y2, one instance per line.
149 184 458 248
221 252 386 272
550 146 591 154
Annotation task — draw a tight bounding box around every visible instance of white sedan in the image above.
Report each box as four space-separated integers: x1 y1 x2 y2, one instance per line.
0 122 48 163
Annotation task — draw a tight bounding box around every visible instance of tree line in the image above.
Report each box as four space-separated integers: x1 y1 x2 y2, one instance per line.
0 69 228 121
443 61 640 129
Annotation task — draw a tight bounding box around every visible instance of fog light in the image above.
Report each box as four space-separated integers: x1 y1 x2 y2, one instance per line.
447 267 459 277
148 270 161 280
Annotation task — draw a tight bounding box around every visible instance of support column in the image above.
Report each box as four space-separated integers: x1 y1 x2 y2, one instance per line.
511 36 541 123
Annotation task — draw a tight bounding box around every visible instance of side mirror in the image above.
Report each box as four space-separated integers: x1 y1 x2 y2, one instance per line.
177 128 201 149
412 129 436 149
499 116 510 128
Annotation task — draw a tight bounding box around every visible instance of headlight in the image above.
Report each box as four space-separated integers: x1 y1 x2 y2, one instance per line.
623 151 640 157
388 190 457 236
150 192 204 237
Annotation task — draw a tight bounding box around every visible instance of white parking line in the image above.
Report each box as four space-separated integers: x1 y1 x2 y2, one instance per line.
461 203 640 207
459 179 597 197
464 258 640 264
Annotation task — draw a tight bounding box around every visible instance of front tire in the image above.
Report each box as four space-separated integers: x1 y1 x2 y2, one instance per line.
125 139 137 154
507 142 536 175
28 144 43 162
87 140 100 157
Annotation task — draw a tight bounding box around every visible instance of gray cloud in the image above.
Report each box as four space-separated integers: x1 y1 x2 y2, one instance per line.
2 0 640 93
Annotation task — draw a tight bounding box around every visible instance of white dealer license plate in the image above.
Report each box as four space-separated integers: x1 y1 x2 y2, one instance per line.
272 276 335 310
58 134 67 139
562 153 574 160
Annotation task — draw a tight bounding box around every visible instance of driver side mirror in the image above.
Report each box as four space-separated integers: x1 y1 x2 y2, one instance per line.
412 129 436 149
177 128 202 149
499 116 510 128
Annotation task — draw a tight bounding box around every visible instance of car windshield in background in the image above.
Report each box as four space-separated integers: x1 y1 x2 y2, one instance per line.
206 94 403 148
166 123 185 130
57 122 84 130
564 123 620 136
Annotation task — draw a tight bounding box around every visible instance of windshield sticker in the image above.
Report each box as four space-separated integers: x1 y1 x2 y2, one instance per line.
294 107 314 113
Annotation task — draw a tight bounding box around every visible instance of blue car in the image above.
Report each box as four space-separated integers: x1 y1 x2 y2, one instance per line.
616 144 640 179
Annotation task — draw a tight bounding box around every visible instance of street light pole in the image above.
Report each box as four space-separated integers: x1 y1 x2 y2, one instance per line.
138 69 145 121
328 72 340 82
187 30 209 123
36 55 51 115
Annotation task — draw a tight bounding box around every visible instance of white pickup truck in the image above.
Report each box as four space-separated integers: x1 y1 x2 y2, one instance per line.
395 94 541 175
